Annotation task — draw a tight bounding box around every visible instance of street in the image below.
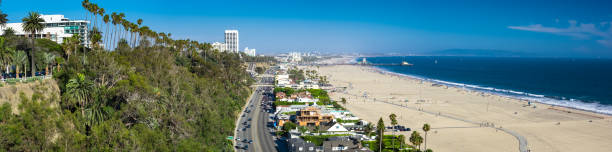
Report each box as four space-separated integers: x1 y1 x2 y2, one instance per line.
234 67 284 152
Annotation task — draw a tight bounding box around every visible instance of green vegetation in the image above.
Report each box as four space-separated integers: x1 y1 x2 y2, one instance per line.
282 111 297 115
274 87 296 95
288 68 305 82
336 118 360 123
255 66 265 74
362 135 412 152
0 1 256 151
301 134 351 146
277 121 298 137
377 117 386 152
410 131 424 151
274 101 307 106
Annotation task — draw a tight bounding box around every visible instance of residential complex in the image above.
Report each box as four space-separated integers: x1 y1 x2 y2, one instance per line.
224 30 239 53
296 107 334 126
0 14 90 47
243 47 256 56
212 41 226 52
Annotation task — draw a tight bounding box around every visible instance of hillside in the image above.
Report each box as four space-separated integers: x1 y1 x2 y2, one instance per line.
0 79 60 114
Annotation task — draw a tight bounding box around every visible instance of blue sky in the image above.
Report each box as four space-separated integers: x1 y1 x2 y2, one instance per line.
2 0 612 57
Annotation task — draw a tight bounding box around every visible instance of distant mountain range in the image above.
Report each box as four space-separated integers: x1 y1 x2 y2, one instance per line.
423 49 535 57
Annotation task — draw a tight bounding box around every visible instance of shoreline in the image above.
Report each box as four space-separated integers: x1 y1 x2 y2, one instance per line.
364 65 612 118
342 56 612 116
311 64 612 152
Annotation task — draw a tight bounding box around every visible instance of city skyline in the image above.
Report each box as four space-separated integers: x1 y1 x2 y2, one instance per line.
2 0 612 57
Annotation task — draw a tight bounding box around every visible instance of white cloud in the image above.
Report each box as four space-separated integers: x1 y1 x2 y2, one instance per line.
509 20 612 47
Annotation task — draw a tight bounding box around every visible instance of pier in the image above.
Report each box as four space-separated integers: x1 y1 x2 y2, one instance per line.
311 57 413 66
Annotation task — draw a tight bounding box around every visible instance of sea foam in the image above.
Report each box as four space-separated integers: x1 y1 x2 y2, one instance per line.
370 66 612 115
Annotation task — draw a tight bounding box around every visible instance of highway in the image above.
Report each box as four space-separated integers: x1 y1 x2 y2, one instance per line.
235 67 284 152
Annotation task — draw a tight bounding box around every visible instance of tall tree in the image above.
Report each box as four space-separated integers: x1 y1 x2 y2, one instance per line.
81 0 90 26
21 11 45 77
136 18 142 45
377 117 385 152
0 10 8 27
423 123 431 150
410 131 423 151
0 37 14 75
12 50 27 79
97 7 105 30
62 34 81 60
389 113 398 150
103 14 110 49
42 52 56 76
364 122 374 137
110 12 118 49
65 73 94 115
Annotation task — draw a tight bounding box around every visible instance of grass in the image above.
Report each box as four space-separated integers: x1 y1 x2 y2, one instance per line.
274 101 306 106
362 135 413 152
282 111 296 115
5 78 19 85
336 119 360 123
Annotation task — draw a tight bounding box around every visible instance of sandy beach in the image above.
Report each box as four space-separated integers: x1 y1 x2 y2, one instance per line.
309 65 612 152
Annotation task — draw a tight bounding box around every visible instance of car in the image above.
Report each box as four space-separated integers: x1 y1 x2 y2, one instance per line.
236 137 240 141
248 140 253 144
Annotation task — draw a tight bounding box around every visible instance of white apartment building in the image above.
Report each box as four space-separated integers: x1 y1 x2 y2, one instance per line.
224 30 239 53
211 42 226 52
0 14 90 47
243 47 256 56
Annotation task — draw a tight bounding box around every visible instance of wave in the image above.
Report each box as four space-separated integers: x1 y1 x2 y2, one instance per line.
369 66 612 115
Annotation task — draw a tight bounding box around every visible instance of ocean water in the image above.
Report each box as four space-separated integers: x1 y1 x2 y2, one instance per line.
357 56 612 114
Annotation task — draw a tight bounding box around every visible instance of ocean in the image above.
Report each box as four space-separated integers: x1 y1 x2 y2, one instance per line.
357 56 612 115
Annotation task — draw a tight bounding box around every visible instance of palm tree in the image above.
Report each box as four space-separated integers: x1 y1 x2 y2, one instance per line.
89 27 102 49
62 34 81 60
0 10 8 27
90 4 99 29
423 123 431 150
398 134 406 150
85 86 108 126
103 14 110 49
0 37 15 76
364 122 374 137
389 113 398 150
42 52 56 76
12 51 27 79
65 73 93 115
81 0 90 24
110 12 118 49
377 117 385 152
21 12 45 78
136 18 143 45
410 131 423 151
97 7 105 30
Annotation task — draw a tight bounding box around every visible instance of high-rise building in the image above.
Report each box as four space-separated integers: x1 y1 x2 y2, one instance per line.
212 42 227 52
224 30 239 53
0 14 90 47
243 47 256 56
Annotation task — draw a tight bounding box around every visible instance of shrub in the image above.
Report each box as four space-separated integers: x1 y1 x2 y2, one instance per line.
6 78 19 85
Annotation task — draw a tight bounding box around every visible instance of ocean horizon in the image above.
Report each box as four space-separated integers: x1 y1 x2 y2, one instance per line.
357 56 612 115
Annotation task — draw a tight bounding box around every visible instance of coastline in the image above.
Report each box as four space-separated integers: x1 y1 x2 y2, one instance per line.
309 63 612 152
366 65 612 117
348 56 612 116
